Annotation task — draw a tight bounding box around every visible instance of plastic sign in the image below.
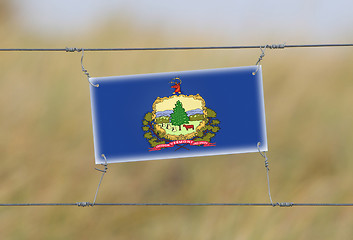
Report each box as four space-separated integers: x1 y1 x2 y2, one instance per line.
90 66 267 164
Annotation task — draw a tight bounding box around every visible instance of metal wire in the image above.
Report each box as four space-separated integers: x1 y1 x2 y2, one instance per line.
93 203 353 207
257 142 274 205
252 46 267 75
92 154 108 206
80 49 99 87
0 43 353 52
0 203 78 206
1 42 353 208
1 202 353 207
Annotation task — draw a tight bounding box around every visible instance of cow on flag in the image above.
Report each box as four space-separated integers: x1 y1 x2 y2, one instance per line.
89 66 267 164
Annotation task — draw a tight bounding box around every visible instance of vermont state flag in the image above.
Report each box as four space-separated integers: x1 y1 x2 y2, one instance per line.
90 66 267 164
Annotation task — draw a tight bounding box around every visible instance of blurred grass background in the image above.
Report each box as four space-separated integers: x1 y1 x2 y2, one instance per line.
1 1 353 239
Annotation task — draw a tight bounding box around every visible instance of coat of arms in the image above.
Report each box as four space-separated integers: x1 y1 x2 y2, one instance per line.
142 78 220 151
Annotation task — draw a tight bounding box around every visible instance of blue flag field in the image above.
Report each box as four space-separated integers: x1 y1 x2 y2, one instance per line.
90 66 267 164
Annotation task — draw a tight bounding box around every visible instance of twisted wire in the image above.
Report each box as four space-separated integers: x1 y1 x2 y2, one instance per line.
257 142 274 205
1 42 353 208
80 49 99 87
92 154 108 206
252 46 267 75
1 43 353 52
1 202 353 207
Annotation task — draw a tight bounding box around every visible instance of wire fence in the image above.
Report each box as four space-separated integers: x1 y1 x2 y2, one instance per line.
0 43 353 52
1 42 353 207
1 202 353 207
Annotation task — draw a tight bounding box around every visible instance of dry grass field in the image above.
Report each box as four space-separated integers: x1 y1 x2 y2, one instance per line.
1 9 353 239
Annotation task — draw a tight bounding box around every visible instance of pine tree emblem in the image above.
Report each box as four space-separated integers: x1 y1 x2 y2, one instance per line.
170 100 189 131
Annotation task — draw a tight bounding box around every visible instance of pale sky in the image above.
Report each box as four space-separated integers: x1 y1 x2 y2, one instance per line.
10 0 353 42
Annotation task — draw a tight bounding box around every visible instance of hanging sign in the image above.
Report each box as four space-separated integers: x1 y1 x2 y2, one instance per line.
90 66 267 164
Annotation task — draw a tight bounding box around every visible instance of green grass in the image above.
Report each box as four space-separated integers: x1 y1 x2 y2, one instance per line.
155 116 170 123
189 114 204 121
160 120 202 136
